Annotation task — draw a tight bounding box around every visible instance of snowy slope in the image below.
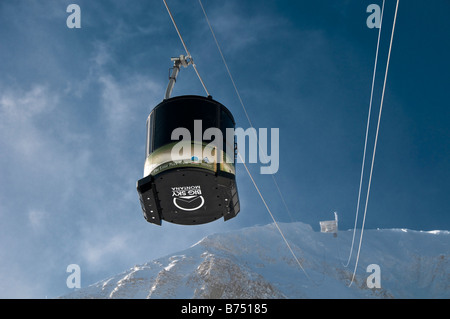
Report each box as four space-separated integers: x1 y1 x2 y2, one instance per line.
62 222 449 299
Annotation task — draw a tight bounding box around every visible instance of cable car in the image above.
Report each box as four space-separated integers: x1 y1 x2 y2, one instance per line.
136 55 240 225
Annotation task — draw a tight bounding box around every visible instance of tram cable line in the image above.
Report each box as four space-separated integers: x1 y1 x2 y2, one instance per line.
348 0 400 287
343 0 386 269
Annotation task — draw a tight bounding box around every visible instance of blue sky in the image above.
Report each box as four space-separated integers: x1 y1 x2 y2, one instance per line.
0 0 449 298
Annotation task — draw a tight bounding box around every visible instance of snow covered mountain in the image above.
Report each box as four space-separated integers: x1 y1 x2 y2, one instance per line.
62 222 449 299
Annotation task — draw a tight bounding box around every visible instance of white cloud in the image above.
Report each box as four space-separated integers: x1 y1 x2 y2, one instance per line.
0 83 100 224
0 85 59 159
198 1 289 54
28 209 49 232
80 233 130 269
99 73 161 138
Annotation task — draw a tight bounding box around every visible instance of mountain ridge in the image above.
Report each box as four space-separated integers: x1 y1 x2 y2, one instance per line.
61 222 449 299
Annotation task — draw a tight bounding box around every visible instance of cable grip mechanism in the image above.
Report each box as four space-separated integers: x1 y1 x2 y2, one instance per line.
165 54 193 99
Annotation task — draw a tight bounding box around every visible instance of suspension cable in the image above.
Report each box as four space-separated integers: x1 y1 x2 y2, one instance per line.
349 0 399 287
343 0 385 268
162 0 210 96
